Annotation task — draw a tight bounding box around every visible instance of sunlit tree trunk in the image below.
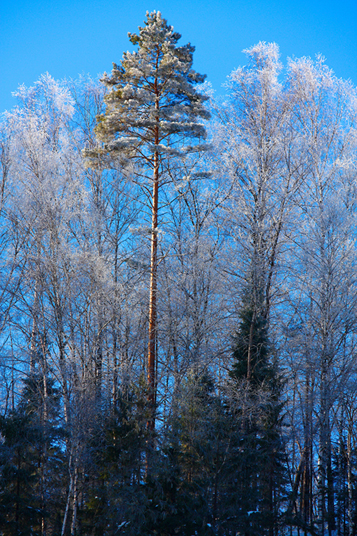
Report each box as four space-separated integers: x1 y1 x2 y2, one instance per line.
147 80 160 429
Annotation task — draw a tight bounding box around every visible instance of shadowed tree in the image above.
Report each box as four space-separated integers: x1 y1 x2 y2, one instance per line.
229 281 286 536
0 374 65 536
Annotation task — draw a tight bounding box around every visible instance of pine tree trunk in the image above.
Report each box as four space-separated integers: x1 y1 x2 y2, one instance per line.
147 67 160 430
147 146 159 430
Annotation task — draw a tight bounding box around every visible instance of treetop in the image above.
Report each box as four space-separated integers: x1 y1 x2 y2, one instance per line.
128 11 182 48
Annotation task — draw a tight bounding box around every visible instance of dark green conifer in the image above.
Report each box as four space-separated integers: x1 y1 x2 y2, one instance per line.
0 373 65 535
80 384 150 535
228 281 286 535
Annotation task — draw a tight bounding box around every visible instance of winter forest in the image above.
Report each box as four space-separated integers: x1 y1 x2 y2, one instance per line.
1 9 357 536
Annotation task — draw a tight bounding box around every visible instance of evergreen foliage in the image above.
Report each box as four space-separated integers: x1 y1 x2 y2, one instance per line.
0 374 65 535
1 10 357 536
85 10 210 165
80 385 150 535
228 283 287 535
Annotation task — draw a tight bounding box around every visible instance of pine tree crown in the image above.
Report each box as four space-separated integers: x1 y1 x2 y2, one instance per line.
84 11 210 166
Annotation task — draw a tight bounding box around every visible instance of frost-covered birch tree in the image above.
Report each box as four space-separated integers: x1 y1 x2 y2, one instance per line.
213 42 301 332
283 56 357 535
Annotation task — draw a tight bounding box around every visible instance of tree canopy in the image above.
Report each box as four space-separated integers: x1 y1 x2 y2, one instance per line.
0 12 357 536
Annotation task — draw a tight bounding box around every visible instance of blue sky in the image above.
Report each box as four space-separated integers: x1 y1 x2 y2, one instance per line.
1 0 356 112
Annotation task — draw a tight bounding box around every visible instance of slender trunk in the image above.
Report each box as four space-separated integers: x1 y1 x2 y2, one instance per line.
302 446 311 534
318 426 327 535
213 459 219 530
95 326 103 402
347 424 353 536
147 72 160 430
16 451 21 534
70 462 78 536
287 452 304 519
327 436 335 535
304 374 313 532
41 362 48 536
147 151 158 429
112 331 118 406
318 358 329 536
11 331 14 411
61 452 73 536
247 311 256 381
112 241 120 406
336 424 342 536
61 380 73 536
30 284 39 373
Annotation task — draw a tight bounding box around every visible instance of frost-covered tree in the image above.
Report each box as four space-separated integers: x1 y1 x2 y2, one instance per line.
85 11 210 428
214 42 299 325
283 55 357 535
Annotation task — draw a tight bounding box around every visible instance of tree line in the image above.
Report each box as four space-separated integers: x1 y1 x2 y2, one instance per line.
0 10 357 536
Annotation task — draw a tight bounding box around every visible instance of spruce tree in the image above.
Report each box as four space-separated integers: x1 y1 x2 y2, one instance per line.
0 374 65 535
163 370 233 535
85 11 209 428
230 293 272 387
80 385 149 535
229 283 286 535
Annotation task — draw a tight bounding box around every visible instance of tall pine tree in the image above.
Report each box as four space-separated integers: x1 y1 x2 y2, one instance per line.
84 11 210 429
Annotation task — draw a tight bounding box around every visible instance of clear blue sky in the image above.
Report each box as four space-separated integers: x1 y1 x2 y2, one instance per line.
1 0 356 112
